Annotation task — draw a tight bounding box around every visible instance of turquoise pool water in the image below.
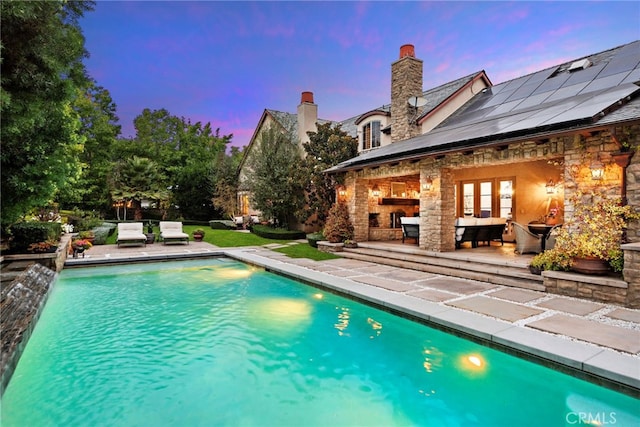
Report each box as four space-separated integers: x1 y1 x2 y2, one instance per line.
1 259 638 426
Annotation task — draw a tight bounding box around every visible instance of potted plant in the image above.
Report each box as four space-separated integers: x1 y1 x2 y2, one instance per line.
27 239 59 254
542 191 640 274
193 228 205 242
71 238 92 258
78 230 95 245
306 232 324 248
145 221 155 244
529 249 571 274
343 239 358 249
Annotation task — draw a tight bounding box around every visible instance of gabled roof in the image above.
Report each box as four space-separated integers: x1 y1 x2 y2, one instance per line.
416 71 490 124
237 108 335 177
349 71 488 127
327 40 640 173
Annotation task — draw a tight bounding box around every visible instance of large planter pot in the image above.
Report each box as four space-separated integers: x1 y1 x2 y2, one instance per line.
193 234 204 242
571 256 610 275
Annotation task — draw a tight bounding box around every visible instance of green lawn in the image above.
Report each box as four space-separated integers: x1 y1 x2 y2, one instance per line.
273 243 340 261
105 224 338 261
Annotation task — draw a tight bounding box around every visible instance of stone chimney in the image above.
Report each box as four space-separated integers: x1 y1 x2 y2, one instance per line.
297 91 317 144
391 44 423 142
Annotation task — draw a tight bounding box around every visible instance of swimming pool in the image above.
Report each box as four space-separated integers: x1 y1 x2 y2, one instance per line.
1 259 638 426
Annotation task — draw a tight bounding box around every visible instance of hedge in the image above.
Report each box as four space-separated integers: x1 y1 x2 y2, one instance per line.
209 220 236 230
251 224 306 240
10 222 62 252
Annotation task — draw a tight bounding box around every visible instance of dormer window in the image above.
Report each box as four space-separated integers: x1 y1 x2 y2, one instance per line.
362 121 381 150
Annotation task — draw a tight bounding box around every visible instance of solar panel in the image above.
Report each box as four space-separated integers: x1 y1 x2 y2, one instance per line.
581 72 629 94
485 99 523 117
599 54 640 77
498 75 532 92
505 82 544 102
532 73 571 94
479 90 516 108
562 63 606 86
621 68 640 84
513 92 554 110
544 82 590 103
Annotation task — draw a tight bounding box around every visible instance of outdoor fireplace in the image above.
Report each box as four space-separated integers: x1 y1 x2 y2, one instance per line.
369 213 380 228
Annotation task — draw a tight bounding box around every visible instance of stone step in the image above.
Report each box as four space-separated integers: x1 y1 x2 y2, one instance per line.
339 246 545 291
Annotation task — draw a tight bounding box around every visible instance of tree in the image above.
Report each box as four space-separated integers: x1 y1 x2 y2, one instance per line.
57 82 121 214
246 125 304 228
295 122 358 227
129 109 232 220
212 146 244 219
0 0 95 229
110 156 168 220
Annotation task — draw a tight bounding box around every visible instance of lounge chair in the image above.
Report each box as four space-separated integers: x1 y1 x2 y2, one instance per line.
159 221 189 245
400 217 419 244
116 222 147 247
512 222 541 254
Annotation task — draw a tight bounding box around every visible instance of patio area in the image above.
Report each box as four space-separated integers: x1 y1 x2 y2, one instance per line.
61 239 640 394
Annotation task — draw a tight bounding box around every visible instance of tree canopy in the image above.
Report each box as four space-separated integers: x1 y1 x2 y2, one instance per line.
295 122 358 227
246 125 304 227
1 0 95 229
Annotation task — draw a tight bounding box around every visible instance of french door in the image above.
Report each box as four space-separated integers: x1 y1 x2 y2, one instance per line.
457 178 514 219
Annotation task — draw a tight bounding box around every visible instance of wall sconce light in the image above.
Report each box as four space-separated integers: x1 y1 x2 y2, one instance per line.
338 186 347 199
371 184 381 198
545 179 556 194
422 177 433 191
590 158 604 180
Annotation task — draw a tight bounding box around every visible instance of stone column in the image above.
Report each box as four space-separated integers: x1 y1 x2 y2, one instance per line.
623 243 640 308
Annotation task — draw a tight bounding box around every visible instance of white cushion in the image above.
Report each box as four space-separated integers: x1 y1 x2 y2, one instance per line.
400 217 419 225
455 217 477 226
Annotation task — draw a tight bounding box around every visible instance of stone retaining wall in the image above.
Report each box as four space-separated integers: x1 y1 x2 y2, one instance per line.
543 270 628 306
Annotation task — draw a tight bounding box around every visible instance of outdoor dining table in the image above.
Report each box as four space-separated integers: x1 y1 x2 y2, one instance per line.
528 223 558 251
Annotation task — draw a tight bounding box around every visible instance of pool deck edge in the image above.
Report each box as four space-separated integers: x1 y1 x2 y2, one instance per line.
226 249 640 393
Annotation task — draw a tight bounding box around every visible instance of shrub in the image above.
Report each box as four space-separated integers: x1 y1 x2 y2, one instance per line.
551 191 640 272
93 227 111 245
100 222 117 236
252 224 306 240
530 249 571 271
306 232 324 248
10 222 61 253
209 220 236 230
323 202 353 243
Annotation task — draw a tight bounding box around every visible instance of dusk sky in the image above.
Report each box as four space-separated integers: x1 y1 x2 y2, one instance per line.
79 1 639 149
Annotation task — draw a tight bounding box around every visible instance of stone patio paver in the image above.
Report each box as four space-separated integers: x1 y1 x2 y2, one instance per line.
448 295 544 322
353 264 396 274
488 288 544 303
606 308 640 323
407 288 458 302
528 314 640 354
306 263 343 272
351 275 417 292
418 277 497 294
376 269 432 282
325 269 368 278
536 297 604 316
321 258 375 268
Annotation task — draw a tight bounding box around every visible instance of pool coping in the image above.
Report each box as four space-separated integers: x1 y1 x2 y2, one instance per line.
225 249 640 395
